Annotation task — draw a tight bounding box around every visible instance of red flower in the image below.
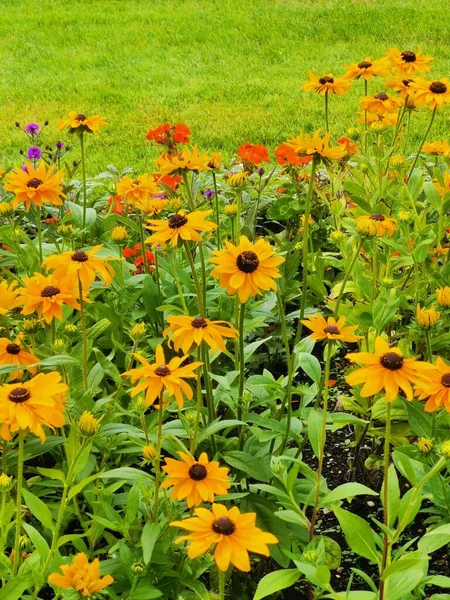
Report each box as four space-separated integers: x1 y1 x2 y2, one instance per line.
275 143 312 167
146 123 190 152
123 243 142 259
337 137 356 154
44 216 58 224
146 124 171 144
173 124 191 144
108 195 126 215
134 251 155 273
238 142 269 165
154 173 182 191
327 379 336 387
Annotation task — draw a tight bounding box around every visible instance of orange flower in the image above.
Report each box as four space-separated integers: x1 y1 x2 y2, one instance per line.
58 111 107 134
4 162 65 211
385 77 416 99
303 72 351 96
237 142 269 166
49 552 113 596
284 131 347 162
0 280 22 316
344 57 390 81
0 338 38 379
360 92 404 115
18 273 81 323
337 137 356 154
386 47 433 75
275 144 312 167
43 246 117 290
117 174 160 204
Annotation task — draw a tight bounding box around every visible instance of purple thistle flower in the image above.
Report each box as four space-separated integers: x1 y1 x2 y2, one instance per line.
27 146 42 160
55 141 64 149
152 193 166 199
21 165 29 173
25 123 39 136
204 188 215 199
257 168 265 176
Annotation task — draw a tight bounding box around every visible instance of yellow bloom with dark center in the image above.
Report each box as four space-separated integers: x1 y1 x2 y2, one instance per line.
117 174 159 204
133 197 168 215
0 372 67 442
78 411 102 436
44 245 117 289
4 162 65 211
145 210 216 247
48 552 113 596
284 131 347 161
386 47 433 75
417 438 433 453
162 452 230 507
207 152 222 170
164 315 238 354
57 111 107 134
171 503 278 572
385 77 416 99
122 344 202 409
345 57 390 81
0 280 22 316
303 72 351 95
209 236 285 303
423 140 450 156
360 92 404 115
436 286 450 307
301 314 360 343
416 305 440 328
414 357 450 413
156 146 211 175
359 112 399 130
18 273 81 324
0 338 37 380
355 214 396 237
346 336 421 403
409 78 450 110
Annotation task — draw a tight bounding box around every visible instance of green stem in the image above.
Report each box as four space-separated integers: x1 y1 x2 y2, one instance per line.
408 106 437 178
13 435 25 576
202 345 217 455
212 172 221 249
334 237 364 317
36 206 43 265
191 347 203 453
237 302 246 423
78 274 88 390
138 214 148 274
80 132 87 244
153 397 164 518
364 79 368 153
324 89 329 133
278 291 294 454
183 241 205 315
236 191 242 243
379 402 392 600
169 251 189 314
218 570 225 600
198 243 208 314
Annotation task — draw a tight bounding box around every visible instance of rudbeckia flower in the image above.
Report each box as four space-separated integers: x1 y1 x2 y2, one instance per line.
346 336 422 402
117 174 160 204
414 357 450 412
303 72 351 95
386 47 433 75
360 92 404 115
355 214 397 237
416 305 440 328
171 503 278 571
18 273 81 323
122 344 202 409
145 210 217 247
422 140 450 156
164 315 238 353
344 57 390 81
43 246 117 290
162 452 231 507
301 315 360 342
132 197 168 215
0 280 22 316
385 77 416 99
284 131 347 162
409 78 450 110
436 286 450 307
207 152 222 170
48 552 113 596
156 146 211 176
4 162 65 211
0 372 68 442
209 236 285 303
0 338 38 379
57 111 107 134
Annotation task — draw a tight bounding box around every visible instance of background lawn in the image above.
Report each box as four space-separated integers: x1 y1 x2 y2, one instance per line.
2 0 450 173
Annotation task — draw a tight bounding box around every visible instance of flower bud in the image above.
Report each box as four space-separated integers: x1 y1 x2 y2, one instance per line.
131 322 146 341
57 224 76 238
329 230 346 244
440 440 450 458
436 286 450 307
22 318 40 333
131 562 145 575
391 154 405 166
398 211 412 223
142 444 156 461
227 171 249 186
223 204 238 216
0 202 14 217
111 225 129 243
19 535 30 549
0 473 12 490
302 550 319 564
78 411 102 436
416 305 440 328
417 438 433 453
63 323 78 335
381 277 394 288
53 338 66 352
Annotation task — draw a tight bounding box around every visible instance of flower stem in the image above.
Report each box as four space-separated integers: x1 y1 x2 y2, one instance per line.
364 79 368 152
278 290 294 454
408 106 437 178
183 241 205 315
191 347 203 453
218 570 225 600
324 89 329 133
169 251 189 314
334 237 364 317
379 401 392 600
36 206 43 265
237 302 246 423
78 274 88 390
79 132 88 245
138 213 148 275
13 435 24 576
153 397 164 518
212 172 221 249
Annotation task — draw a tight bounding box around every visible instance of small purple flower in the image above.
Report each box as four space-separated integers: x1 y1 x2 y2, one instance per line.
21 165 29 173
25 123 39 136
152 193 166 199
204 188 215 199
257 168 265 176
27 146 42 160
55 141 65 149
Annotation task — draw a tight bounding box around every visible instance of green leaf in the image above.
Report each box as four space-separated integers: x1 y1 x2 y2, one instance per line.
223 451 271 482
320 483 378 507
383 551 428 600
37 354 81 367
274 509 309 529
0 574 31 600
22 522 49 562
22 489 54 530
333 507 381 564
99 467 154 483
296 352 321 386
244 336 271 363
68 471 103 500
403 398 432 438
197 420 245 444
380 464 400 528
253 569 300 600
397 487 423 531
419 524 450 554
36 467 65 483
308 408 322 459
142 522 161 564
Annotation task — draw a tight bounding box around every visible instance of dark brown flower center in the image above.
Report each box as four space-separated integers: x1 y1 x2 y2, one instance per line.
6 343 21 355
441 373 450 388
212 516 236 536
236 251 259 273
27 178 43 189
75 114 87 121
370 213 386 222
8 387 30 403
41 286 60 298
133 179 141 186
169 214 188 229
154 365 171 377
191 317 207 329
402 79 413 87
71 250 89 262
380 352 404 370
401 50 416 63
374 92 389 101
430 81 447 94
358 61 372 69
188 464 208 481
324 325 340 335
319 76 334 84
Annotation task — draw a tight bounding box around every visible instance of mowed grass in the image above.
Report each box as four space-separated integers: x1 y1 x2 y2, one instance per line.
1 0 450 173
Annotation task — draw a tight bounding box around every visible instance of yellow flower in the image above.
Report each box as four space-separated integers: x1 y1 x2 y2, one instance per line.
417 438 434 453
110 225 129 242
398 211 412 222
0 202 13 217
164 315 238 354
0 280 22 316
436 286 450 307
209 236 285 303
422 141 450 156
440 441 450 458
360 92 404 115
171 503 278 572
416 305 440 328
48 552 113 596
386 47 433 75
131 322 146 341
122 344 202 409
415 358 450 413
142 444 156 461
300 214 314 227
303 72 351 95
156 146 211 175
355 214 397 237
133 197 168 215
117 174 160 204
0 473 12 490
43 246 117 290
409 78 450 110
361 112 399 130
57 111 107 134
0 372 67 442
207 152 222 169
284 131 347 161
145 210 216 248
4 162 65 211
19 273 81 324
391 154 406 166
162 452 230 507
0 338 38 380
228 171 249 186
224 204 238 216
301 314 360 343
344 57 390 81
385 77 416 99
78 411 102 436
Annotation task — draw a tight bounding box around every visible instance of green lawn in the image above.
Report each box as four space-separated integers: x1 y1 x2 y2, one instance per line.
1 0 450 173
